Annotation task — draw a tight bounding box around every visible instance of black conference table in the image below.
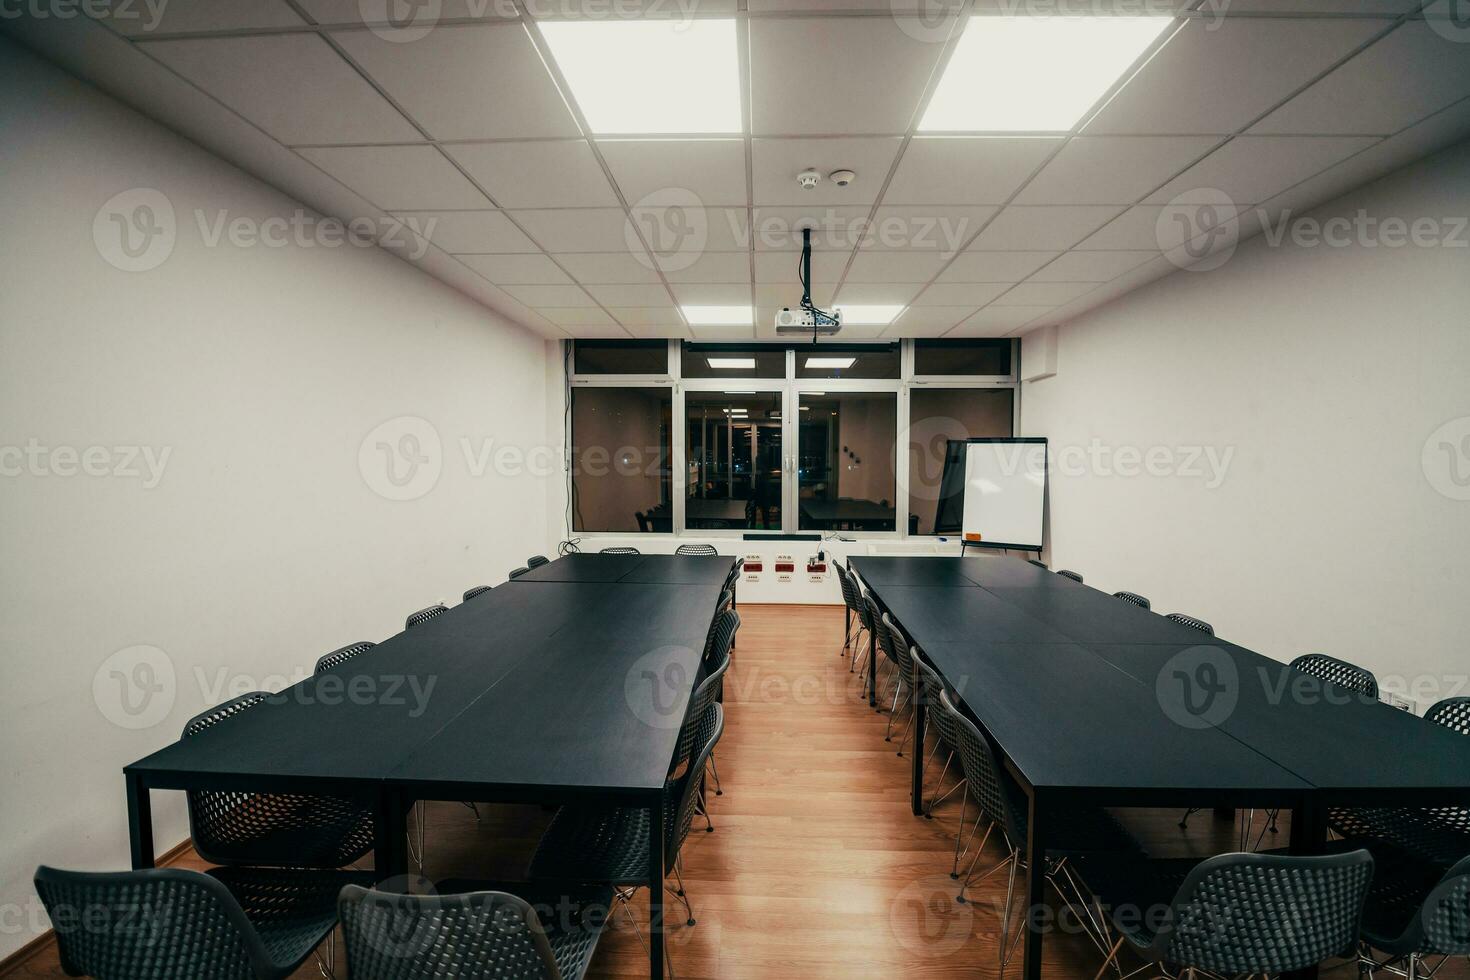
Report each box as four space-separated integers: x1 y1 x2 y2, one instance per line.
851 555 1470 980
123 553 733 980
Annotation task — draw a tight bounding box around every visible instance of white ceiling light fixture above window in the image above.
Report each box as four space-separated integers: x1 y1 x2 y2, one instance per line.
688 306 754 328
706 357 756 369
805 356 857 369
921 16 1174 133
539 20 743 135
835 305 905 325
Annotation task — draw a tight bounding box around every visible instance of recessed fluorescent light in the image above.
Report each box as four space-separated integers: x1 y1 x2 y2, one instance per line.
539 20 742 134
706 357 755 369
920 16 1173 132
687 306 754 327
804 391 827 396
836 305 905 325
799 406 811 411
724 390 757 395
804 356 856 369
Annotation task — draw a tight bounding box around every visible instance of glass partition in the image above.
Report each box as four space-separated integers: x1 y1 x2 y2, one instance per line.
797 391 897 532
683 391 784 531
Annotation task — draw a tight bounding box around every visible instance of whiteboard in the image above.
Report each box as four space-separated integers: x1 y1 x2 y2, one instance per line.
960 438 1047 551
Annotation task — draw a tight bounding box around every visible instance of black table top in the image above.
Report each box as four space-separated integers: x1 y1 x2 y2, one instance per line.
126 569 723 802
848 556 986 589
509 552 734 586
877 586 1076 645
511 552 646 582
617 554 735 585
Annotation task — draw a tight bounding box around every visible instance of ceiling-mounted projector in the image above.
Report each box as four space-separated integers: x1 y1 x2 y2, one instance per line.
775 306 842 336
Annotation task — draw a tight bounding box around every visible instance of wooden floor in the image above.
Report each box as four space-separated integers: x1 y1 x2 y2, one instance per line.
10 604 1467 979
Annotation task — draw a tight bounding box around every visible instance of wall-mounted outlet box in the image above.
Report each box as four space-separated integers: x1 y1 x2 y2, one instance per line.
1383 692 1417 714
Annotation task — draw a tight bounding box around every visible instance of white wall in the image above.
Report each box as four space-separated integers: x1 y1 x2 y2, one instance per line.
1022 139 1470 710
0 39 557 957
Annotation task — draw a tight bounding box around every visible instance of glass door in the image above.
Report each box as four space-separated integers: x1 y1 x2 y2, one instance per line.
682 388 786 532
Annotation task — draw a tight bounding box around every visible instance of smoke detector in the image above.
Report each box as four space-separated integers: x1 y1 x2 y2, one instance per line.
796 169 821 190
829 169 857 187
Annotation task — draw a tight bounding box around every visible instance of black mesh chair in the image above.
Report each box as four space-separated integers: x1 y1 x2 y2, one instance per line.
878 614 918 753
702 608 740 670
913 656 964 827
527 555 551 568
935 689 1139 968
1352 846 1470 979
509 566 530 579
1165 612 1214 635
182 693 376 869
676 643 732 829
405 603 448 631
675 544 717 556
1427 696 1470 735
313 641 376 675
1289 653 1379 699
35 864 371 980
1114 591 1151 610
1079 848 1374 980
339 882 615 980
463 584 493 602
859 592 885 700
600 546 640 555
833 562 868 668
529 704 725 942
1057 569 1084 583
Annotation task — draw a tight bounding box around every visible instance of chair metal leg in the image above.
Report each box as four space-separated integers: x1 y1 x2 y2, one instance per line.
951 786 970 878
671 865 696 927
885 679 909 740
896 707 915 757
708 755 722 796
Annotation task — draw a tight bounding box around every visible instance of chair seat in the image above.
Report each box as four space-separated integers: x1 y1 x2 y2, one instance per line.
1329 805 1470 868
207 866 374 974
196 793 377 868
435 880 616 980
528 796 680 886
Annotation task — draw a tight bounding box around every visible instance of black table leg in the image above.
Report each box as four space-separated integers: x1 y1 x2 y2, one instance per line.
910 691 925 816
647 801 666 980
125 772 154 870
1021 789 1048 980
374 789 408 883
1284 796 1327 980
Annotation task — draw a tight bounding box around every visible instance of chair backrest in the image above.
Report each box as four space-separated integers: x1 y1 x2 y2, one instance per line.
35 865 271 980
1114 591 1151 610
600 546 640 555
703 608 740 666
1166 612 1215 636
674 646 731 774
1027 559 1048 569
508 566 530 579
878 613 916 674
667 703 724 866
1426 696 1470 736
635 511 650 533
913 656 957 748
676 543 718 556
405 603 449 631
859 592 882 643
1418 854 1470 955
1288 653 1379 700
1152 850 1374 974
526 555 550 568
339 884 564 980
462 584 493 602
834 562 863 615
935 690 1027 845
314 641 377 675
1056 569 1084 583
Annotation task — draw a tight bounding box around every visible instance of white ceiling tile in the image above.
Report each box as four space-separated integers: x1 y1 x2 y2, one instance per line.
834 283 924 304
884 307 980 337
938 250 1058 282
845 250 949 283
1250 21 1470 136
298 146 492 209
995 282 1097 305
622 322 694 339
750 138 903 205
693 324 758 340
1028 250 1160 282
911 283 1010 307
508 209 634 251
754 250 849 283
658 252 751 284
598 140 748 207
139 35 419 145
883 137 1062 205
445 142 618 208
756 283 836 308
1074 206 1173 250
104 0 304 34
1085 18 1386 135
500 283 598 306
1218 1 1419 15
557 324 636 338
865 206 998 252
632 207 749 254
1146 136 1378 205
948 306 1054 337
295 0 515 26
555 251 662 283
608 308 684 327
1014 137 1219 205
751 206 871 251
393 210 538 253
536 307 620 326
671 283 754 305
584 283 675 307
330 25 578 140
966 206 1122 251
457 253 572 284
749 17 944 135
749 0 890 9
